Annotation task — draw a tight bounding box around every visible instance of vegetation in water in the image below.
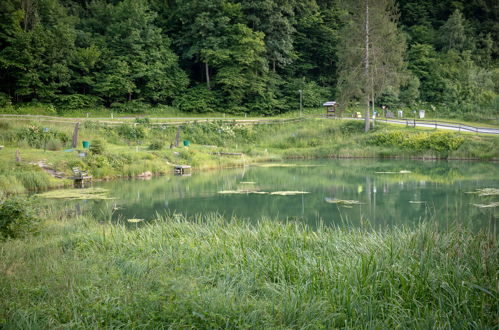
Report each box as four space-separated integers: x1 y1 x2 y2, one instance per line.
35 188 113 200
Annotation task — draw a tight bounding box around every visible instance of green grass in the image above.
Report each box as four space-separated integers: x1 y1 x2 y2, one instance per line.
0 209 496 328
0 118 498 197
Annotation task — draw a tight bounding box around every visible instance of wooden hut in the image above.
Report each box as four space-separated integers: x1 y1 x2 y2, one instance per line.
323 101 337 117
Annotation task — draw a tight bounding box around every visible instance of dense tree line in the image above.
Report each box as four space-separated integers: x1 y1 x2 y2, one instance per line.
0 0 497 116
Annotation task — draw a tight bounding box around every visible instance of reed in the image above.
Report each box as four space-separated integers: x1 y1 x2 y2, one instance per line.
0 210 496 328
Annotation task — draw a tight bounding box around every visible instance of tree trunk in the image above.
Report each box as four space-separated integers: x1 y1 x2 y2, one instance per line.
272 60 276 72
364 0 370 133
205 62 211 90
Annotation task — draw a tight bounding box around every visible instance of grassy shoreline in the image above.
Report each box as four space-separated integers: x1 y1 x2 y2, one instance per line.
1 117 498 197
0 209 496 328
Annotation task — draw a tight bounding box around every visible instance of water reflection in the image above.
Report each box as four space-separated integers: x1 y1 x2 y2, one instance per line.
78 160 497 230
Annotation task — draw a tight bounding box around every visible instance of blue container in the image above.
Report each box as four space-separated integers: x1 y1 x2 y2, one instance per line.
183 140 190 147
82 141 90 148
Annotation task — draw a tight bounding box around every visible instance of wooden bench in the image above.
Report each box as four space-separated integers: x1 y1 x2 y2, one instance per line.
71 167 92 188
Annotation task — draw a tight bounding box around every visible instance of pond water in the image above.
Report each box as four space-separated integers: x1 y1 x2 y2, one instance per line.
72 160 497 230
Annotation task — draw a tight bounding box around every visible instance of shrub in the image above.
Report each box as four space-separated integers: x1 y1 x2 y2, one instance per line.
134 117 151 126
340 121 366 135
16 125 69 149
149 140 164 150
371 130 465 153
117 124 146 142
90 139 106 155
46 138 63 151
0 197 40 240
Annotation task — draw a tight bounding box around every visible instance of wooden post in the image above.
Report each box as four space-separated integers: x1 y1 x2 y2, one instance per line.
16 149 21 162
175 127 181 148
72 122 80 148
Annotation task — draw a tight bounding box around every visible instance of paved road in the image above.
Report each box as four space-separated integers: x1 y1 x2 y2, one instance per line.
367 118 499 135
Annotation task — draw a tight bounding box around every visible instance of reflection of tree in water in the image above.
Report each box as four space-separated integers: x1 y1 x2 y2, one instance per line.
85 160 498 230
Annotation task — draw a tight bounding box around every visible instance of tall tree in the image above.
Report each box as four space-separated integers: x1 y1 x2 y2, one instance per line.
337 0 406 132
239 0 297 71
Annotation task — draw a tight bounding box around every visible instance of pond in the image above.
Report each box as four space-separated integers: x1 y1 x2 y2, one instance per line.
66 160 498 230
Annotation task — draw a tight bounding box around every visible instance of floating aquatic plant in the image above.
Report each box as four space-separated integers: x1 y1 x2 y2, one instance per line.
36 188 113 200
270 191 310 196
218 190 268 195
472 202 499 208
466 188 499 196
324 198 364 205
127 218 144 223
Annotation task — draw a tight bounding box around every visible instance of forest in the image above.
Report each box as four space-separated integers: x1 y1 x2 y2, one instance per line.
0 0 497 118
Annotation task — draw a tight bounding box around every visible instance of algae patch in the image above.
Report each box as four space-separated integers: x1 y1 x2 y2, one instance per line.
270 191 310 196
466 188 499 196
472 202 499 208
325 197 364 205
218 190 268 195
36 188 114 200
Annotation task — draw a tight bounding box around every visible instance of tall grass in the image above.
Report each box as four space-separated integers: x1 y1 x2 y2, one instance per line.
0 210 496 328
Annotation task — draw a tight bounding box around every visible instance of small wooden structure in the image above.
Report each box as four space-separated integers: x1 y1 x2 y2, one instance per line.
323 101 338 117
174 165 191 176
70 167 92 188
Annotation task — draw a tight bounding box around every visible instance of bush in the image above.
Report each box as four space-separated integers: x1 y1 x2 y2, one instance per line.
46 138 63 151
90 139 106 155
117 124 146 142
0 197 40 240
16 125 69 149
371 130 464 153
149 140 164 150
340 120 366 135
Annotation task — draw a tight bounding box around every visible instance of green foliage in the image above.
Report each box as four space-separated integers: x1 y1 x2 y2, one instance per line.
173 85 219 113
46 138 63 151
371 130 465 153
148 140 164 150
0 0 497 118
0 211 496 327
16 125 69 149
340 120 366 135
89 139 106 155
117 124 146 142
0 197 39 240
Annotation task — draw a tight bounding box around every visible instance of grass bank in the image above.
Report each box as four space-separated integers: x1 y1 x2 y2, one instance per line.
1 118 498 196
0 208 496 328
